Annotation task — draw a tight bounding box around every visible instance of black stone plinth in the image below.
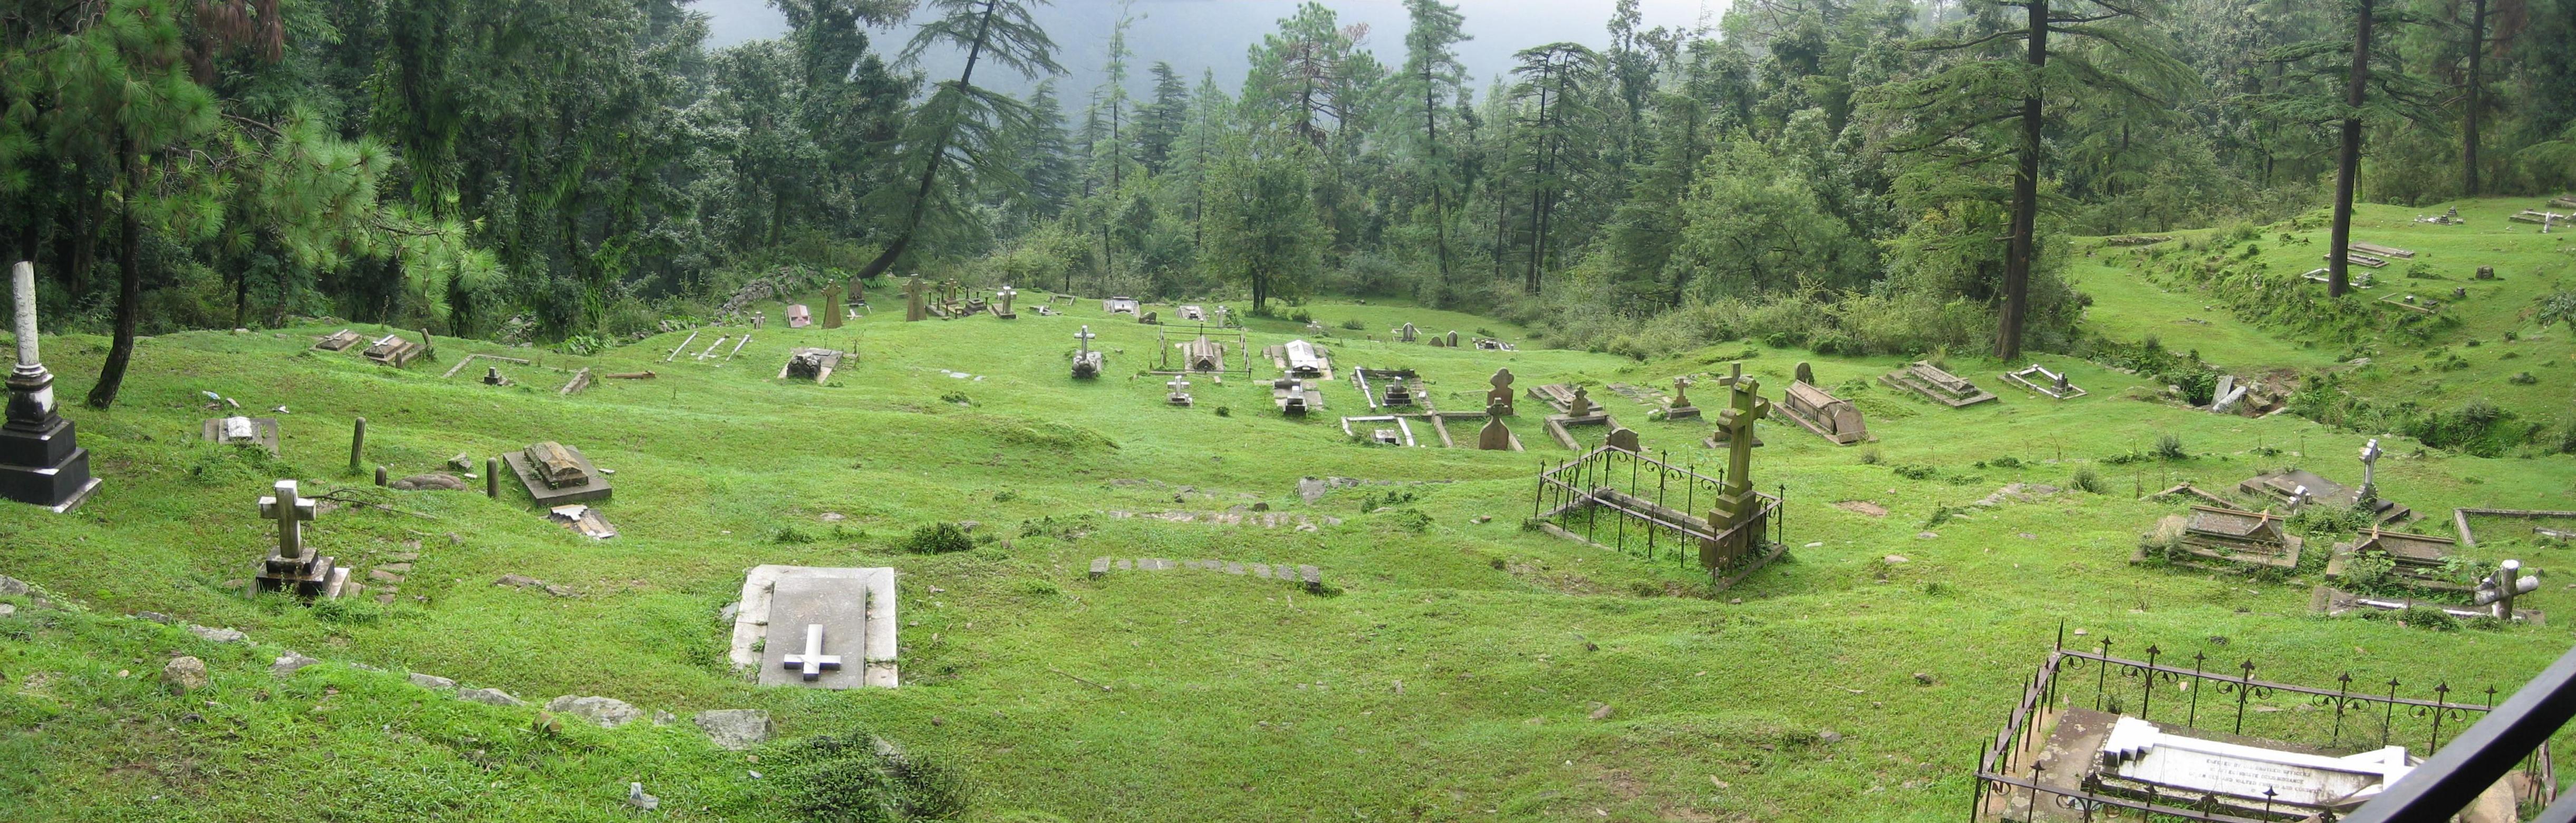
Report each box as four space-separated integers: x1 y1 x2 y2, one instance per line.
0 416 99 512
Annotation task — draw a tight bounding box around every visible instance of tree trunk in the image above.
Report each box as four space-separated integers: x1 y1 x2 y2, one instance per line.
852 0 999 281
1426 70 1451 301
2328 0 2374 299
1521 72 1551 296
2462 0 2486 197
1996 0 2046 361
88 131 146 410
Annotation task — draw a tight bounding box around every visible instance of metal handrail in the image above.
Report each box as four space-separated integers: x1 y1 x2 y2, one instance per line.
2343 642 2576 822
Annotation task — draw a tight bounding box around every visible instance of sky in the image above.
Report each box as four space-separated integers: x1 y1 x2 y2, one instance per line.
693 0 1725 98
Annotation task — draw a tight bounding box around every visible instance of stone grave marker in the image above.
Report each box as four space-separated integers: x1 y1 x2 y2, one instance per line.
1606 426 1640 453
1071 326 1103 378
1477 400 1516 450
2 261 100 512
821 284 844 329
785 304 813 329
503 441 613 506
780 348 844 382
1486 368 1515 416
251 480 351 599
904 277 929 322
1166 376 1193 407
201 415 281 455
992 285 1018 319
733 566 898 689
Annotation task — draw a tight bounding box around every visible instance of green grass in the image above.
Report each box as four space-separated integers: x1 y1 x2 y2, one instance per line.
3 274 2574 820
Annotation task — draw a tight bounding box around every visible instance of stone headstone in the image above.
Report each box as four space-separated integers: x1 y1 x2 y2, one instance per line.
1396 322 1417 342
1487 368 1515 415
694 710 775 750
1794 361 1815 385
1478 401 1513 450
1606 427 1639 453
1445 330 1459 348
821 284 844 329
785 304 813 329
1566 386 1594 418
904 277 929 322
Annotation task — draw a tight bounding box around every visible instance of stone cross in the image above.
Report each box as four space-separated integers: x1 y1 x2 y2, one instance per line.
1672 376 1693 408
903 277 929 322
996 285 1018 314
2358 438 2383 496
1168 376 1189 394
752 311 764 329
821 283 844 329
2479 559 2539 619
782 623 843 681
1567 386 1593 418
257 480 319 562
1076 326 1095 353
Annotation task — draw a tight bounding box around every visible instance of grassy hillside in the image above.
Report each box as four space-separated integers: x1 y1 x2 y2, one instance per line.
4 259 2574 820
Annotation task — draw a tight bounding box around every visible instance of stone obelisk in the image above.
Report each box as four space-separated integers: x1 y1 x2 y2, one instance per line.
2 262 101 512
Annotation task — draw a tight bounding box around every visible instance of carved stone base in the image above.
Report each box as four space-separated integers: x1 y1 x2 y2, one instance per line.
0 416 98 512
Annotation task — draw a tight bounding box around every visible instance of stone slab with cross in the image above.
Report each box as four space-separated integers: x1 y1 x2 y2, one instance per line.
990 285 1019 319
251 479 350 599
731 566 898 689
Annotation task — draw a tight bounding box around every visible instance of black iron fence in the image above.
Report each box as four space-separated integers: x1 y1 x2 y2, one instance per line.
1971 629 2553 822
1530 445 1784 582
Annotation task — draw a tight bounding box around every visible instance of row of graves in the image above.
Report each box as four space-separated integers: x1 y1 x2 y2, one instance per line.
2142 439 2548 627
313 327 435 368
1335 366 1524 451
1973 629 2551 822
1385 321 1514 351
1530 368 1789 591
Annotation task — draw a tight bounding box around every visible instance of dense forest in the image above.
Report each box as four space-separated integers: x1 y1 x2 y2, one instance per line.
3 0 2573 406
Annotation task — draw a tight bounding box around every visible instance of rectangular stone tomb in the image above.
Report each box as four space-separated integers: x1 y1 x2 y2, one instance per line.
2092 714 2414 816
2325 529 2462 591
1780 380 1869 445
361 331 430 368
1879 361 1996 407
1340 416 1417 447
312 329 363 351
200 416 281 455
1177 304 1207 322
1350 368 1420 409
2147 505 2304 569
1999 363 2085 400
1103 296 1140 315
2237 468 2410 523
1272 378 1321 415
503 442 612 506
2350 242 2415 259
1266 340 1330 378
1178 336 1226 372
778 348 844 382
730 566 898 689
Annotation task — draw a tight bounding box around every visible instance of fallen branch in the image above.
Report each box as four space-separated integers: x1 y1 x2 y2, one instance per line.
1047 666 1111 692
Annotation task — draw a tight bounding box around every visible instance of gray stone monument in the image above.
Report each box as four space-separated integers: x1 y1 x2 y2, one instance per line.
1477 400 1514 450
1 262 100 512
2356 438 2383 504
1072 326 1103 379
250 480 350 599
1486 368 1515 416
992 285 1019 319
731 566 898 689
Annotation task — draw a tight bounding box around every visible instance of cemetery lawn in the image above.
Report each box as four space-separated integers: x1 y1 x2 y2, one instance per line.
7 218 2576 819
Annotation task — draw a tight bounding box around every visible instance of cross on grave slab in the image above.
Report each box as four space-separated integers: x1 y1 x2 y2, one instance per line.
1168 376 1190 394
259 480 319 561
2358 438 2384 499
1671 376 1693 408
782 623 843 681
1076 326 1096 352
995 285 1019 315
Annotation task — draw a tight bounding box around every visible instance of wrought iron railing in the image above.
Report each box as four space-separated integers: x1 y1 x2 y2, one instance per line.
1529 446 1784 579
1970 629 2552 821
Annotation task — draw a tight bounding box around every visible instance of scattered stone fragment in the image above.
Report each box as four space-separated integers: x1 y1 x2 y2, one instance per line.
0 575 26 595
1588 703 1615 721
390 473 468 492
694 710 775 750
626 783 658 811
1883 555 1909 564
164 656 210 694
188 625 247 643
1817 729 1843 744
271 652 321 677
409 673 456 690
135 611 173 624
1916 531 1938 540
495 574 539 588
457 687 525 707
379 562 412 573
0 604 13 618
369 569 404 583
544 695 643 728
1913 672 1936 686
653 711 676 726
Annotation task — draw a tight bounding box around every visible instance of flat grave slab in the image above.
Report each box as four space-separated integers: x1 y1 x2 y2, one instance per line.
732 565 898 689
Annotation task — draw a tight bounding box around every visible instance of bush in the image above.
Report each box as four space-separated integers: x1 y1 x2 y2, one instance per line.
1339 318 1365 330
2399 605 2462 631
897 523 974 554
778 729 970 822
2153 434 2186 461
2509 371 2538 385
1857 449 1883 465
2069 466 2106 494
1988 455 2023 469
772 525 817 544
1891 464 1936 481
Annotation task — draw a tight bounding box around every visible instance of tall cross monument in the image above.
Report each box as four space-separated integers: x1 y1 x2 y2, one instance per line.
1700 370 1773 570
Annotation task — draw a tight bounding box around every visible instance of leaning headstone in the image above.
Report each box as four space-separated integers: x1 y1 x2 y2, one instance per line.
1486 368 1516 416
1794 361 1815 386
1477 401 1514 450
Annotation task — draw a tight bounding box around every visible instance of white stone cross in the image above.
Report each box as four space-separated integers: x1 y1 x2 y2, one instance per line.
995 285 1018 313
1168 376 1190 394
257 479 318 561
2358 438 2383 489
782 623 843 681
1075 326 1095 353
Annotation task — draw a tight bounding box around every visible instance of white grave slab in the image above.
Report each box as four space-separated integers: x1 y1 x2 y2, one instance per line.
2098 716 2411 809
729 565 898 689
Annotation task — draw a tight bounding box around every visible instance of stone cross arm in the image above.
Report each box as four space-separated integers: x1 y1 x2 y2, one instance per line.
782 623 844 681
257 480 318 523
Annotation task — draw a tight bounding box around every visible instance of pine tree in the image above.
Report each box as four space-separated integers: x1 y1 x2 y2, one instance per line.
1396 0 1471 300
853 0 1063 281
1138 61 1190 173
1506 42 1604 295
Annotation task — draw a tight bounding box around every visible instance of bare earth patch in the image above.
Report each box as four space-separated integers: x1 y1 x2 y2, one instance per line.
1835 500 1888 518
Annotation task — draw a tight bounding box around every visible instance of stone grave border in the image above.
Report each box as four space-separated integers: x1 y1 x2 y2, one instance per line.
1530 445 1786 591
1152 323 1254 376
1971 629 2550 823
2452 507 2576 549
1086 556 1324 592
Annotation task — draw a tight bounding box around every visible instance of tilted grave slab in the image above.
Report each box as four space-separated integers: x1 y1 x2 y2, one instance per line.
361 330 432 368
1103 296 1140 315
2235 468 2410 523
312 329 363 351
1266 339 1331 378
1779 379 1870 445
503 441 612 506
201 416 281 455
2144 505 2304 570
730 566 898 689
1878 360 1996 407
778 348 844 382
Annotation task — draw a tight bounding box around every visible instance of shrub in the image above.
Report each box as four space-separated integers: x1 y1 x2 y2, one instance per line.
2153 434 2186 461
1339 318 1365 330
1988 455 2023 469
2399 605 2462 631
778 729 970 822
2509 371 2538 385
1857 449 1884 465
897 523 974 554
2069 466 2106 494
1213 406 1231 417
1892 464 1936 481
772 526 817 544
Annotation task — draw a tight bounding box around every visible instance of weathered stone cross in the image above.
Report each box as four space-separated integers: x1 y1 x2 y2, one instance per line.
258 479 318 561
2358 437 2384 492
782 623 843 681
995 285 1018 314
1076 326 1095 353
